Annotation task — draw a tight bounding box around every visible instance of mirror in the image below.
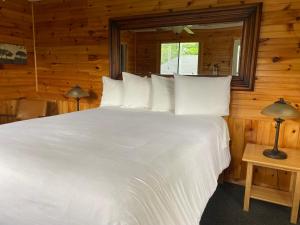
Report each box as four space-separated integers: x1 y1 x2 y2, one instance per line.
110 3 262 90
120 21 243 77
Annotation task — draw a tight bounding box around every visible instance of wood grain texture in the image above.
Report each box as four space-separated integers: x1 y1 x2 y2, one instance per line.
120 27 242 76
0 0 300 190
243 143 300 172
120 31 137 74
0 100 18 124
243 143 300 223
0 0 35 99
110 3 261 90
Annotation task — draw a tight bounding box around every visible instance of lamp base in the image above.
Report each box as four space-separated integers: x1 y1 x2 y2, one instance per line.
263 149 287 160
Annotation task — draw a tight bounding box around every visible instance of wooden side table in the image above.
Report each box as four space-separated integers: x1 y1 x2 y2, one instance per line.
242 143 300 224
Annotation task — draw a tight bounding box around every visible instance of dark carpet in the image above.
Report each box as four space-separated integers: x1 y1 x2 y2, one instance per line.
200 182 299 225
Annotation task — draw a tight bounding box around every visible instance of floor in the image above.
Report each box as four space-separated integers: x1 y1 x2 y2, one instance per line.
200 182 299 225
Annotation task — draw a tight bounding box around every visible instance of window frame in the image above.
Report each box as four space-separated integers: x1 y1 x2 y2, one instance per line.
232 39 241 76
160 41 200 75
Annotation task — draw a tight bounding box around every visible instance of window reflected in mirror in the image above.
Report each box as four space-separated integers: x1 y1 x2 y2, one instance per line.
120 21 243 77
160 42 199 75
232 39 241 76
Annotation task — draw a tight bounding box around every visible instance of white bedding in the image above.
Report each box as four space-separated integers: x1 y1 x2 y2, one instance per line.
0 107 230 225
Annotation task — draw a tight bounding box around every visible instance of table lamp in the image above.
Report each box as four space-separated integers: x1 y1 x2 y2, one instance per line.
261 98 300 159
66 85 89 111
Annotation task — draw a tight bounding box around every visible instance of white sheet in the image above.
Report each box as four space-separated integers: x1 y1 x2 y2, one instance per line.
0 107 230 225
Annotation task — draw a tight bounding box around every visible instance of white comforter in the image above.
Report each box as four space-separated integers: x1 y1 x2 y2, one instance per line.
0 107 230 225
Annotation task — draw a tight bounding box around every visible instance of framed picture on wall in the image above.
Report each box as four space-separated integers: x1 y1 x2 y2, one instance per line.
0 44 27 65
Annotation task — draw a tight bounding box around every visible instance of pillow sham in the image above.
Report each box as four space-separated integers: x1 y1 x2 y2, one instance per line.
122 72 151 108
151 74 174 112
101 76 123 107
174 76 232 116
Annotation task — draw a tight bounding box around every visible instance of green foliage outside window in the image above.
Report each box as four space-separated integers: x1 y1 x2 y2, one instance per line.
161 42 199 64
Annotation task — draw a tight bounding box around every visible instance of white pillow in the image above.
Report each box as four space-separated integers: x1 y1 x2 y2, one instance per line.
151 74 174 112
101 76 123 106
174 76 232 116
122 72 151 108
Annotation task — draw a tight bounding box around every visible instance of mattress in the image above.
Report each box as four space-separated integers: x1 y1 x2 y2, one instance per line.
0 107 230 225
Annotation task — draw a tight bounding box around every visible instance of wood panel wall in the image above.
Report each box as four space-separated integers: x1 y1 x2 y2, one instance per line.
34 0 102 103
120 27 242 76
120 31 137 74
0 0 299 190
0 0 35 124
0 0 35 100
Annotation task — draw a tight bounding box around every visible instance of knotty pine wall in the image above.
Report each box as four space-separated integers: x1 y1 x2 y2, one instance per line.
0 0 36 123
120 26 242 76
120 31 137 74
0 0 299 190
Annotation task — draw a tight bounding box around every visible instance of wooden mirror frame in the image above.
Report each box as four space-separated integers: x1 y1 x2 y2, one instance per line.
109 3 262 91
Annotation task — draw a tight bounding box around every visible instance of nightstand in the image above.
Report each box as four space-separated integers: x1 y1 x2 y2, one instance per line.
242 143 300 224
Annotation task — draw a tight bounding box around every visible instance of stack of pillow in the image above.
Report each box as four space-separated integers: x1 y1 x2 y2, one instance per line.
101 72 232 116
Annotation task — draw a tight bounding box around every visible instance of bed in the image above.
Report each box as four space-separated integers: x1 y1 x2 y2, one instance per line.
0 107 230 225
